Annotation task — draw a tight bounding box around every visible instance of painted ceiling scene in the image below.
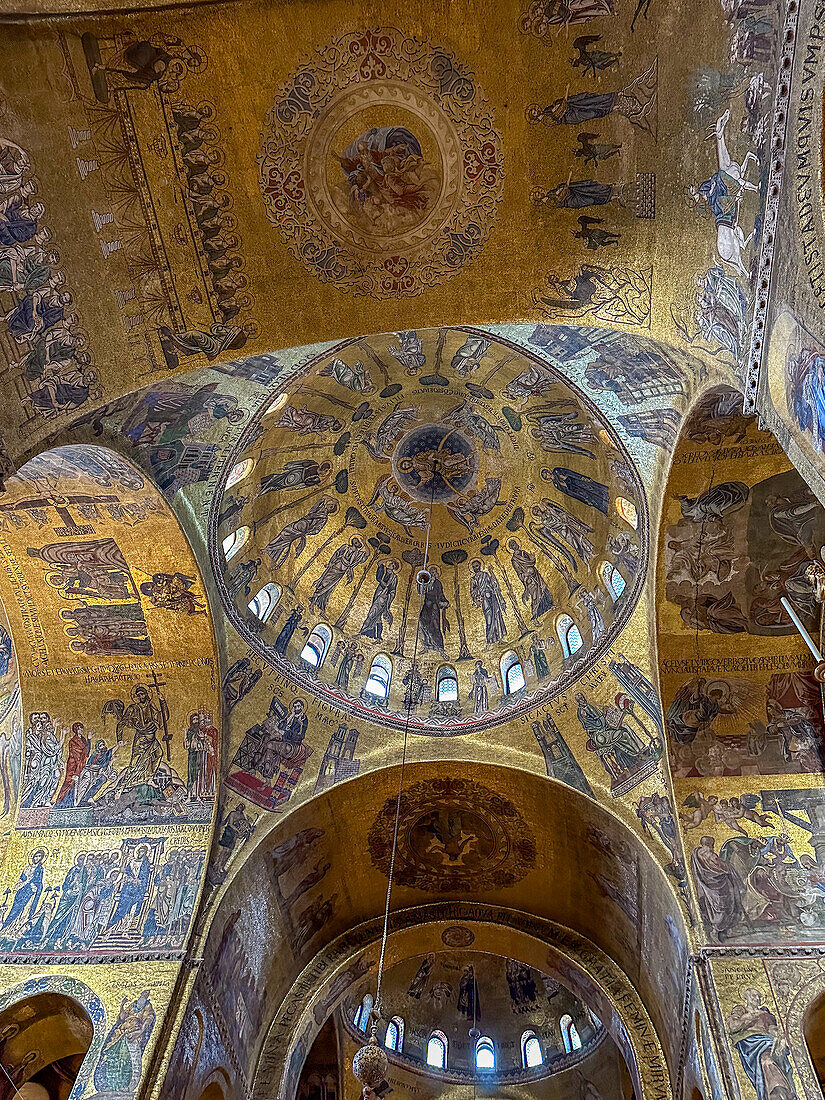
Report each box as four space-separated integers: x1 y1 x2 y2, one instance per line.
0 0 825 1099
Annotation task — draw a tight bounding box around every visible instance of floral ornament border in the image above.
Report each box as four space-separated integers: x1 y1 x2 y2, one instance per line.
258 27 505 299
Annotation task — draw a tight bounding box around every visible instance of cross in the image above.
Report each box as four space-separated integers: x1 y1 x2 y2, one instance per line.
145 670 172 760
0 488 120 536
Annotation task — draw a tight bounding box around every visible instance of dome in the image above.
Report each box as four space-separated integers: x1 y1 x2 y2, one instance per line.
343 950 608 1082
213 327 647 731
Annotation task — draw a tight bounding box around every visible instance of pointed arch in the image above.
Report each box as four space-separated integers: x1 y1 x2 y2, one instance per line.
226 457 255 490
521 1030 543 1068
557 614 583 659
222 525 250 561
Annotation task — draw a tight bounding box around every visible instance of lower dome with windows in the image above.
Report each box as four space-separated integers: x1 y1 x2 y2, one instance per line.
334 950 630 1091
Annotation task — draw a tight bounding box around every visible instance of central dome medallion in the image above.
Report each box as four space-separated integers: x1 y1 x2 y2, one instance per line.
214 328 647 733
392 423 479 503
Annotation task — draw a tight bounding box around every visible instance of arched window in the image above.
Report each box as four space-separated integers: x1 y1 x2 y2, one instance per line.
501 650 525 695
599 561 626 602
475 1035 495 1071
385 1016 404 1052
436 665 458 702
247 583 281 623
560 1014 582 1053
222 526 250 562
264 391 288 417
426 1031 447 1069
226 457 254 490
522 1030 543 1069
365 654 392 700
301 624 332 668
557 614 583 659
354 993 373 1032
615 496 638 529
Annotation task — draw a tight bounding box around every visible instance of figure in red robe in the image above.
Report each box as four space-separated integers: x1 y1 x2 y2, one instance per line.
54 722 90 806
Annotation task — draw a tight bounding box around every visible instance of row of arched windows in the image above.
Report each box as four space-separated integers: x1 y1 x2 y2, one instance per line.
353 998 561 1071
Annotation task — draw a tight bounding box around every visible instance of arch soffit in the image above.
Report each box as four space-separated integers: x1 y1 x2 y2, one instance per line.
0 443 221 966
252 905 670 1100
0 975 106 1097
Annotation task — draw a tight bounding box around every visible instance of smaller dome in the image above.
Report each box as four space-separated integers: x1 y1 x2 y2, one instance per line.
344 951 604 1081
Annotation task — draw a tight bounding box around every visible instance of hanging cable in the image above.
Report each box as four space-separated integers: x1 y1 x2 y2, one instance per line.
374 480 436 1023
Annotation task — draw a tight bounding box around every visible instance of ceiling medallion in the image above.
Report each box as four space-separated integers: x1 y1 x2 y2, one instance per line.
368 777 537 893
258 28 504 298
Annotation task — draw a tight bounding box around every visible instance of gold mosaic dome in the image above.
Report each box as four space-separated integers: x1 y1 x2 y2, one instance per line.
213 327 647 731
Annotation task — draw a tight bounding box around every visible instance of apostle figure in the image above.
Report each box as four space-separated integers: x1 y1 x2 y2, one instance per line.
549 468 610 515
319 356 374 393
408 953 435 999
184 712 214 801
264 498 338 568
690 835 745 942
158 322 247 368
508 539 554 619
54 722 90 806
46 853 88 942
457 964 481 1020
1 848 45 930
451 334 491 375
469 560 507 645
529 62 657 137
535 179 621 209
533 497 597 563
260 460 331 494
20 712 62 808
469 661 491 715
360 559 399 641
418 567 450 653
727 988 797 1100
274 605 304 656
108 845 152 929
309 537 368 614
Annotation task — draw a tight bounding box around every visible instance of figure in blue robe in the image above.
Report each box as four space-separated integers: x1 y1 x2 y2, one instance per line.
6 291 65 341
107 849 151 928
0 198 41 246
2 851 45 929
696 171 740 228
552 467 610 514
45 857 88 942
0 626 13 677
